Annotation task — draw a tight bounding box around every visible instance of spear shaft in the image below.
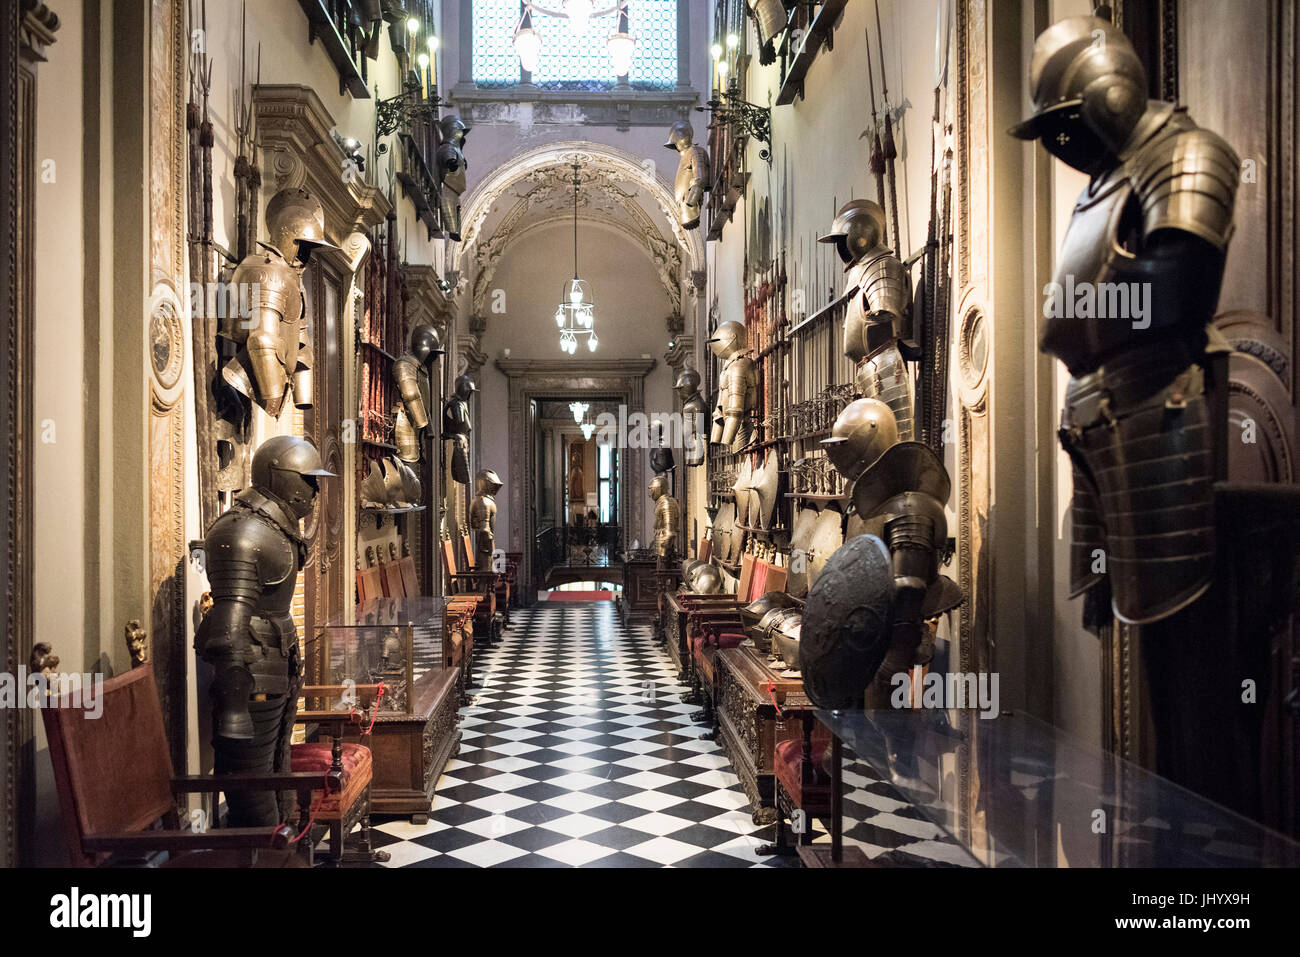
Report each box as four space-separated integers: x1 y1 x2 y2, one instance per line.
874 0 902 257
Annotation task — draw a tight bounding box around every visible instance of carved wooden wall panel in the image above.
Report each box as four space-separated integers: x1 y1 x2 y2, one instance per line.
954 0 992 849
1178 0 1300 835
147 0 189 769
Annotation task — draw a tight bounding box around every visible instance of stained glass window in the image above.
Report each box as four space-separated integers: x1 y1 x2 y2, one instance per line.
471 1 678 90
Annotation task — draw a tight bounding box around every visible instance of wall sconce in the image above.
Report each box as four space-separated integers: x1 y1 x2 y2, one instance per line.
375 79 446 139
696 79 773 163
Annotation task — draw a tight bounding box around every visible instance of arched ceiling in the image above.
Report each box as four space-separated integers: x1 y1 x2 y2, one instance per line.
454 142 704 321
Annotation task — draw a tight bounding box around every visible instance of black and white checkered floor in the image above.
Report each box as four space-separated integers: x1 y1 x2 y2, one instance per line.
366 601 976 868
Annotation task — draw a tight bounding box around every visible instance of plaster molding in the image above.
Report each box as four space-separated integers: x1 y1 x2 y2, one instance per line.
404 264 455 333
456 140 705 276
254 84 393 242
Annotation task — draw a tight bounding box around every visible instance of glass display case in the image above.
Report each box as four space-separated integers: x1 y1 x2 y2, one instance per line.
816 708 1300 868
303 596 466 822
307 596 455 715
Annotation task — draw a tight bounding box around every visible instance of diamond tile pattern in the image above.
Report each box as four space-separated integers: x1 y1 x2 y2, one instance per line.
365 602 973 868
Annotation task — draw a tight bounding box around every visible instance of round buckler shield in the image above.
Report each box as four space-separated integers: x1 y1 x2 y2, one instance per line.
800 534 895 710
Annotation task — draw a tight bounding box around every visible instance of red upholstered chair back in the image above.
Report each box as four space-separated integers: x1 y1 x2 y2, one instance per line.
763 563 787 595
382 559 406 598
462 533 477 570
737 553 755 601
41 666 177 867
397 556 420 596
357 566 385 603
441 539 460 576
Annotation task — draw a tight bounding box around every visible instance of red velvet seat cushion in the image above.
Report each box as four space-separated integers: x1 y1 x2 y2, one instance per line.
774 734 833 809
290 742 373 821
713 631 747 649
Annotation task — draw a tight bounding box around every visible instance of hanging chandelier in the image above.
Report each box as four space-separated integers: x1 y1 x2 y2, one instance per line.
513 1 637 78
569 401 589 423
555 162 599 354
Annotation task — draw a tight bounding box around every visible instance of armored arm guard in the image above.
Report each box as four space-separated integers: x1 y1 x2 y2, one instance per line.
394 354 430 430
686 145 710 203
844 253 914 363
1132 127 1238 252
292 334 313 411
861 254 916 353
195 512 271 740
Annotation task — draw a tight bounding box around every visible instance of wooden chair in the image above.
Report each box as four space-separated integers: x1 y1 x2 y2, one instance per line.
442 537 499 642
687 558 789 737
504 552 523 607
759 711 833 857
381 557 406 598
356 559 385 604
43 666 318 868
462 530 511 628
441 602 476 703
294 682 391 866
396 554 420 597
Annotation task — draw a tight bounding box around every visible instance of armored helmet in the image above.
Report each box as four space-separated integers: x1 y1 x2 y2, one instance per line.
650 446 675 475
818 200 889 264
690 562 723 595
266 187 339 263
740 590 799 630
707 320 747 359
454 374 477 399
649 473 671 500
411 323 445 364
821 398 899 484
1009 16 1147 170
748 0 789 48
438 114 471 145
251 435 334 520
674 367 701 398
664 120 695 151
475 468 503 496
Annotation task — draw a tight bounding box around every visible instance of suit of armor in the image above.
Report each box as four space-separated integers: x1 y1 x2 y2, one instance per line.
194 435 332 826
664 121 710 230
708 321 758 451
676 367 708 466
800 202 962 709
650 474 680 560
822 200 918 439
436 116 470 242
1011 16 1238 624
469 469 502 568
392 323 444 455
222 188 338 418
442 374 476 485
